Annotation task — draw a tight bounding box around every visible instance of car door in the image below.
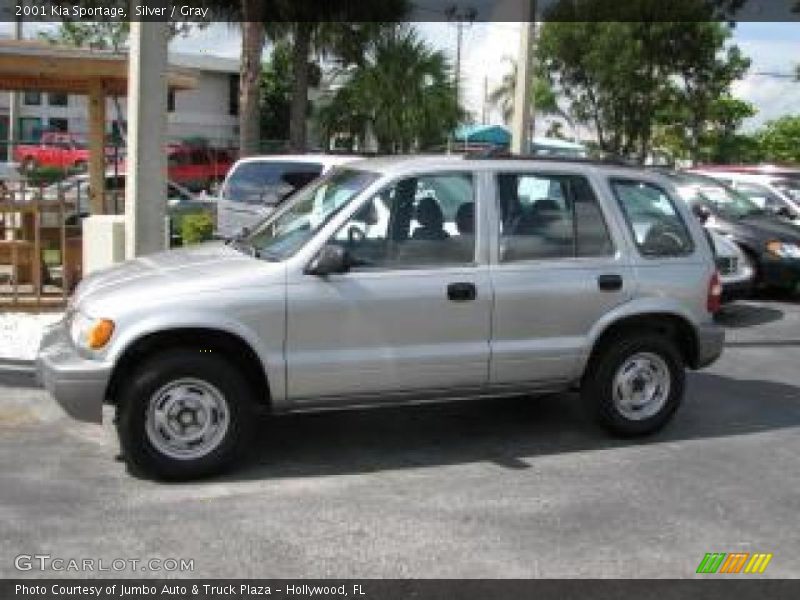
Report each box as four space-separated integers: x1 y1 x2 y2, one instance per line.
217 160 323 238
489 171 632 386
285 171 491 404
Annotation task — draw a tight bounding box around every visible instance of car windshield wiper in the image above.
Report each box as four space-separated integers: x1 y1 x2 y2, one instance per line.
226 237 260 258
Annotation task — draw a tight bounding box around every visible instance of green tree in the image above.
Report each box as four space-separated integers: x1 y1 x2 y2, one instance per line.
669 23 751 162
317 26 463 153
538 2 750 163
265 3 409 152
756 116 800 163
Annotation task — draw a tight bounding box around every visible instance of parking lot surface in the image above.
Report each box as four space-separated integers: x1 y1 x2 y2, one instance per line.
1 298 799 578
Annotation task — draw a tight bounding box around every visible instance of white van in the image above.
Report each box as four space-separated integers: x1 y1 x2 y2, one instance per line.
216 154 358 238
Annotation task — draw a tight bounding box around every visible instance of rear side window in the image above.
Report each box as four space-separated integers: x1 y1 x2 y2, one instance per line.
222 161 323 205
497 173 613 262
611 179 694 257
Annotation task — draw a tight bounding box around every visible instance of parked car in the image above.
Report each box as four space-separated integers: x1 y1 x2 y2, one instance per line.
37 172 214 240
691 169 800 223
707 229 754 302
38 156 724 479
216 154 358 239
13 132 94 172
661 170 800 292
167 144 235 193
0 161 23 198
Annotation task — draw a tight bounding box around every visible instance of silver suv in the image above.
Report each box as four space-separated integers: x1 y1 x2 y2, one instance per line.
38 156 724 479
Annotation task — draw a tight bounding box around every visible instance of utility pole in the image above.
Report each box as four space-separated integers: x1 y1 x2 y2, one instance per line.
511 1 537 155
445 5 477 108
7 17 22 161
482 75 488 124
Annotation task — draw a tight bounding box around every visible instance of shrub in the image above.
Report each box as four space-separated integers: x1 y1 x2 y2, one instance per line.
180 212 214 246
26 166 77 187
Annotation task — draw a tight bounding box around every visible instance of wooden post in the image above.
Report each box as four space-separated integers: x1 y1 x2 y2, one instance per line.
87 80 106 214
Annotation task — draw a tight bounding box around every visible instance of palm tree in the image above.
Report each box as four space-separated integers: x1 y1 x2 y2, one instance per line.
239 1 266 156
489 57 572 129
266 4 409 152
317 25 463 153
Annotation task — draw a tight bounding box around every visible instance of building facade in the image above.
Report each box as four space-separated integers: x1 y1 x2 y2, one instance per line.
0 52 239 149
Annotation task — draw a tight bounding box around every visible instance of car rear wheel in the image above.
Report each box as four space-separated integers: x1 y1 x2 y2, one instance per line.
117 349 256 480
582 333 685 436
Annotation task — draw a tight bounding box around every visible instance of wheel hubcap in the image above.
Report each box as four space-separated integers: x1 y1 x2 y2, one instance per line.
612 352 671 421
145 378 229 460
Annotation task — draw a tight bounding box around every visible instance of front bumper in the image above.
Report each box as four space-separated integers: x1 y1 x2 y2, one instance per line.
36 320 110 424
694 322 725 369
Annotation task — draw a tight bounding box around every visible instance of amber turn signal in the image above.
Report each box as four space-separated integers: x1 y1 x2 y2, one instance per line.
87 319 115 349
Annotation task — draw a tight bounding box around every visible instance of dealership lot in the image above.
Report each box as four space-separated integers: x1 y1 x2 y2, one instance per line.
1 297 799 579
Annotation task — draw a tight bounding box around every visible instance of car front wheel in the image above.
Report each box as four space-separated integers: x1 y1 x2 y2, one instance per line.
582 333 685 436
117 349 256 480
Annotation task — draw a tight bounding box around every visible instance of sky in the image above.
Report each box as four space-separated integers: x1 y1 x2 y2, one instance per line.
2 20 798 133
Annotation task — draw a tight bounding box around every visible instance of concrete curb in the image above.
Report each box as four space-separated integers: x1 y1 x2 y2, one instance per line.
0 358 36 372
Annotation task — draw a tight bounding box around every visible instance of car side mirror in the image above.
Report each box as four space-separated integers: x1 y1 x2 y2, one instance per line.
305 244 350 276
692 204 711 224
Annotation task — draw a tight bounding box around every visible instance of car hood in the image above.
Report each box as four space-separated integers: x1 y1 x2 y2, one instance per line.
713 214 800 245
73 242 280 311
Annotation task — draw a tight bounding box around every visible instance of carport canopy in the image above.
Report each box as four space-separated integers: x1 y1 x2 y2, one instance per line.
0 40 195 213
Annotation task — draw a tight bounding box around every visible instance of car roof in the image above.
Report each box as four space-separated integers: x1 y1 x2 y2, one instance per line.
232 154 359 169
691 170 785 184
344 154 670 182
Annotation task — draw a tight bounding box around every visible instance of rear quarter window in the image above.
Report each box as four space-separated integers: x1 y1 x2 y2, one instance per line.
611 178 694 258
222 161 323 205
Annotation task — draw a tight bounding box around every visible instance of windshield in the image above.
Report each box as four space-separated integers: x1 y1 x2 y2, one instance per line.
222 161 323 205
773 179 800 202
675 177 761 219
244 169 379 260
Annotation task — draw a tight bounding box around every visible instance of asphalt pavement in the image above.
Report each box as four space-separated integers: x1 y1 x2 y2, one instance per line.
1 298 799 578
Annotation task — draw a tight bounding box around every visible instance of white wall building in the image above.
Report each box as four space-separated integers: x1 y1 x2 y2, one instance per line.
0 52 239 148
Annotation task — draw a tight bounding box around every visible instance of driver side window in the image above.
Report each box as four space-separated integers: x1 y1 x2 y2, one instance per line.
331 172 476 270
611 179 694 257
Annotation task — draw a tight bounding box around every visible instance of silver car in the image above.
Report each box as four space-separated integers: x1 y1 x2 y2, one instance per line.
38 156 724 479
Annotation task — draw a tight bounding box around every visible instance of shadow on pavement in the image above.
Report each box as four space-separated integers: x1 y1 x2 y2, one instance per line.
716 303 784 329
214 371 800 483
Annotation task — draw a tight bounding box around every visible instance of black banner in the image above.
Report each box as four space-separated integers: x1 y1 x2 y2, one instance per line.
3 580 800 600
0 0 798 23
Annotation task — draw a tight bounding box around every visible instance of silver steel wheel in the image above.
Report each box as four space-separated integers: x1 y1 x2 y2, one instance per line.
612 352 671 421
145 378 230 461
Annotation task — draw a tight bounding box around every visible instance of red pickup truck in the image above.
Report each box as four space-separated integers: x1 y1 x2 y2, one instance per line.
14 132 92 171
167 144 235 192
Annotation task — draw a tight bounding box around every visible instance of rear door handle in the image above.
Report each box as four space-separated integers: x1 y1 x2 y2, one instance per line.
597 274 623 292
447 282 477 302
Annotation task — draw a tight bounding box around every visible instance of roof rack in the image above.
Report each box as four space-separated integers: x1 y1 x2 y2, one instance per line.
461 148 640 167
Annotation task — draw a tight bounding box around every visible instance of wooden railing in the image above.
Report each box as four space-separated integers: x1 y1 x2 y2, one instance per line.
0 183 82 311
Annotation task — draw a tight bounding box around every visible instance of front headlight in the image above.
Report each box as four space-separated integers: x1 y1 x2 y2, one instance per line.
766 241 800 259
69 312 115 350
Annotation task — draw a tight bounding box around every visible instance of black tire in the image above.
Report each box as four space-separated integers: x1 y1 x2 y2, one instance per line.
116 349 256 480
582 333 685 437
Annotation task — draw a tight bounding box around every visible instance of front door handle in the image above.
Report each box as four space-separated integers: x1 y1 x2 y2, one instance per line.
447 282 477 302
598 274 623 292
